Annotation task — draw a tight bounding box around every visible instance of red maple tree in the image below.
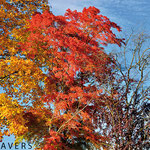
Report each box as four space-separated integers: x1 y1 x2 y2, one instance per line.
1 6 124 150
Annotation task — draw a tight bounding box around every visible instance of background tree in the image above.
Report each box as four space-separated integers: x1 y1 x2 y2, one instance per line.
97 31 150 150
0 6 124 149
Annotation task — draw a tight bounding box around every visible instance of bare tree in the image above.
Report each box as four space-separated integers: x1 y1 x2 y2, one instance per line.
96 31 150 150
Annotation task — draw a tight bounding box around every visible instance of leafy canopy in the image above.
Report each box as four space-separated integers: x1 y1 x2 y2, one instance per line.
0 5 124 150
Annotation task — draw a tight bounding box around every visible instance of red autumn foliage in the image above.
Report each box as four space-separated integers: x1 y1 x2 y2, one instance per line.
19 6 124 149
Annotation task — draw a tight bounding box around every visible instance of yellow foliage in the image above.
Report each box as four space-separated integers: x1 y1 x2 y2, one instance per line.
0 0 49 145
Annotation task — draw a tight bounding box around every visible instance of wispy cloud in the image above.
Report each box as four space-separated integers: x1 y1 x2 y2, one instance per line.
49 0 90 14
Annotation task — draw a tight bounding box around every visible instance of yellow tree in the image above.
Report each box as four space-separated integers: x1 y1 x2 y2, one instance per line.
0 0 49 144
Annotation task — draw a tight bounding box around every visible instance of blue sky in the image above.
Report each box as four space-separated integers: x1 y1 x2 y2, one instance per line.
49 0 150 33
2 0 150 149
